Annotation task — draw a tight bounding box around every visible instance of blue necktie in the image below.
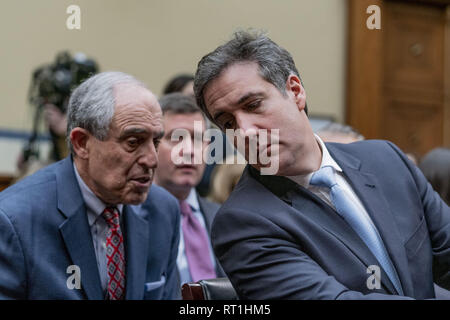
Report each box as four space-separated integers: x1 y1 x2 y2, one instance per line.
310 166 403 295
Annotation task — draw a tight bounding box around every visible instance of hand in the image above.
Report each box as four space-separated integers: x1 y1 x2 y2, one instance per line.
43 104 67 136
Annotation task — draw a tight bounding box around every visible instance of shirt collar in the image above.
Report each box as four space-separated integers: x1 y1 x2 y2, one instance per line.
287 134 342 188
73 162 123 226
185 188 200 212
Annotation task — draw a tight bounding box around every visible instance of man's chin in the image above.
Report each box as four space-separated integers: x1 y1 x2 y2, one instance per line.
123 191 149 205
173 176 199 188
249 162 281 176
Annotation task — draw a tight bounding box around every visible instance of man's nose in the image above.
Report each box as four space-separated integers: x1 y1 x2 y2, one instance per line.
236 113 258 135
178 137 198 164
138 141 158 169
180 137 194 155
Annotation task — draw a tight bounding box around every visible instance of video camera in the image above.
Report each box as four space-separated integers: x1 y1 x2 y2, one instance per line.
28 51 98 112
24 51 98 162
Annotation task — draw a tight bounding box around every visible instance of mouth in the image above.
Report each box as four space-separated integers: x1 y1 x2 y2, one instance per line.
130 175 152 188
244 143 272 156
176 165 196 170
258 143 271 152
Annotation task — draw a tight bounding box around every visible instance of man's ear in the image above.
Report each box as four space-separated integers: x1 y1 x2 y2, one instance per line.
70 127 91 159
286 74 306 112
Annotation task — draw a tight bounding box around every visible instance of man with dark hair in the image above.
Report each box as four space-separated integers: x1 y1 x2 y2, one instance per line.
0 72 180 299
150 92 226 284
194 30 450 299
163 74 219 197
419 148 450 206
317 122 365 144
163 74 195 96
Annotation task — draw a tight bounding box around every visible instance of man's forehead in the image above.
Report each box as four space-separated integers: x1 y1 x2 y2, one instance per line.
113 103 162 122
111 92 163 135
204 62 265 106
163 111 204 122
114 83 158 107
163 112 206 130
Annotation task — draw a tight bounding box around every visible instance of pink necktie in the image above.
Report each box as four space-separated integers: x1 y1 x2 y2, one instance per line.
180 200 217 282
102 207 126 300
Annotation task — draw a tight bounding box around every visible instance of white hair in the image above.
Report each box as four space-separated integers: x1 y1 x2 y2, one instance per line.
66 71 146 154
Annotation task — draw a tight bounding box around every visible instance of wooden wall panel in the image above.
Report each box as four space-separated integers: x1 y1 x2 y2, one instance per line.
383 99 443 157
444 6 450 147
347 0 449 157
383 2 444 96
346 0 384 140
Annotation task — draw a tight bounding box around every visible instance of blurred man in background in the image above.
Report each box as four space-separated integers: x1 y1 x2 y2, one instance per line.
317 122 364 144
163 74 195 97
152 93 226 284
162 73 231 198
419 148 450 206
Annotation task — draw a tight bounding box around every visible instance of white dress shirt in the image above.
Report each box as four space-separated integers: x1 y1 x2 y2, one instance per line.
287 135 379 233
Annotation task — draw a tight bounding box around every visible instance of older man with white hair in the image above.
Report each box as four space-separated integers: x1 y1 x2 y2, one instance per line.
0 71 180 300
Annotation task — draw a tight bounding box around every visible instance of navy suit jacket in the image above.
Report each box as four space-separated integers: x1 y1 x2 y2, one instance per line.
211 140 450 299
0 157 180 299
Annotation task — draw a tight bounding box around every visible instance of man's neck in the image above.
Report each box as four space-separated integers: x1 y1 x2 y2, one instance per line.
289 134 323 176
158 182 192 201
73 157 110 204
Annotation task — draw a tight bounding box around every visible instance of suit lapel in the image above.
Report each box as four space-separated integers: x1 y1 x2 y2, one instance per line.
197 195 213 233
57 157 103 300
339 165 413 296
289 186 399 294
327 144 413 296
123 205 149 300
255 166 386 281
253 152 402 295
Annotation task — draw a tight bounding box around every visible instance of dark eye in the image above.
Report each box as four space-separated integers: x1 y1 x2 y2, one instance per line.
247 100 261 110
127 138 139 148
153 138 161 150
223 119 235 130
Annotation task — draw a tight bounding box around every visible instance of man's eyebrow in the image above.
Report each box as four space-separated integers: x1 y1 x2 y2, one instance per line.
120 128 164 141
164 128 186 138
213 111 225 123
237 91 264 105
154 130 164 140
121 127 148 137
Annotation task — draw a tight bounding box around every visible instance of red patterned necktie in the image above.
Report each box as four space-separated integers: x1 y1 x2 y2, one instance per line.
102 207 126 300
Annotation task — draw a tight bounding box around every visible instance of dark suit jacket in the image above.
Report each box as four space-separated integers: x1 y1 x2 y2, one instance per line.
0 157 180 299
197 194 226 278
211 140 450 299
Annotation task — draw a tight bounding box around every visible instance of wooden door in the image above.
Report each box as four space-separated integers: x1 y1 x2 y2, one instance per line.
347 0 450 159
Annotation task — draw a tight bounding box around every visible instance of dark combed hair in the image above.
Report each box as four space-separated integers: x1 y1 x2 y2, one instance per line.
158 92 207 121
194 29 307 123
163 74 194 94
158 92 209 130
419 147 450 206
